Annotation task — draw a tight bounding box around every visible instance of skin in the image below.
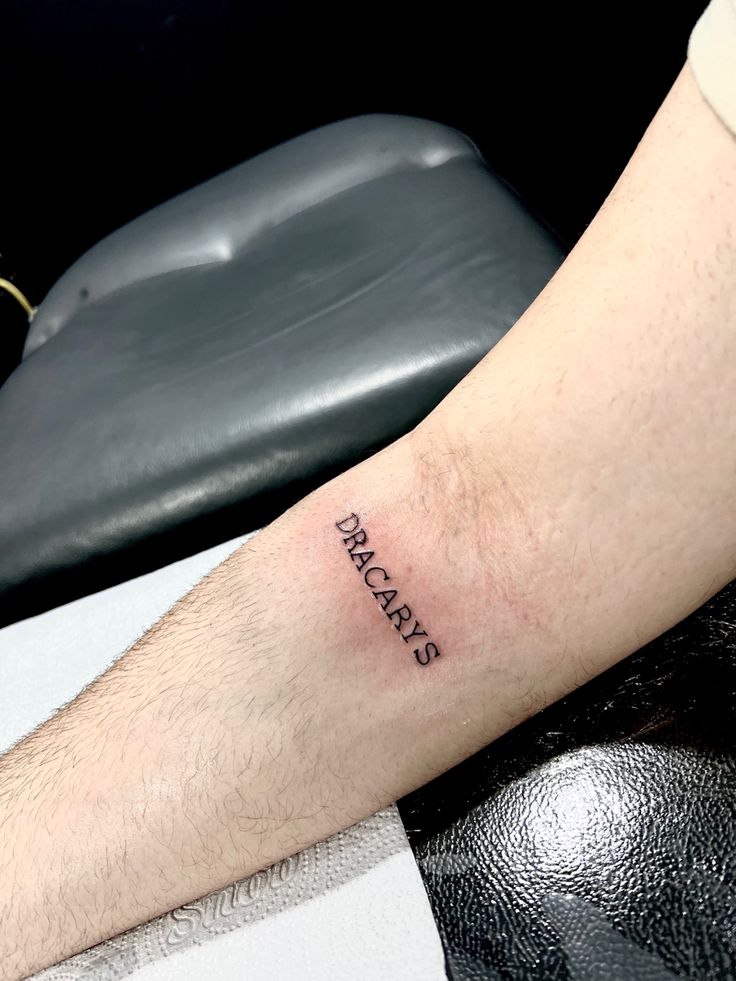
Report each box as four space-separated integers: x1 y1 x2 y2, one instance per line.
2 65 736 978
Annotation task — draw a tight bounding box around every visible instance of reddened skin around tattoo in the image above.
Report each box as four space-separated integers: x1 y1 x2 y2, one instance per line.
335 514 441 666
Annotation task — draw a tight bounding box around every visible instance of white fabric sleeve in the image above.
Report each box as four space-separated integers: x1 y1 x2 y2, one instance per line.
688 0 736 134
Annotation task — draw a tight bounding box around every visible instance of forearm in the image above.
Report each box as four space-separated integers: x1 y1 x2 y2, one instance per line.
3 65 736 978
434 63 736 650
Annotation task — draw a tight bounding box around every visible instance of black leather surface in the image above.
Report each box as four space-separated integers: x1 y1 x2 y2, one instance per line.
400 582 736 980
0 115 563 626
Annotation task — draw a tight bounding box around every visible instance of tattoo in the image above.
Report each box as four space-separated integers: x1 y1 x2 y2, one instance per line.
335 514 442 666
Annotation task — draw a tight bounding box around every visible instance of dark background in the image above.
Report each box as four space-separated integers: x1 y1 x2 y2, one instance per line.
0 0 707 383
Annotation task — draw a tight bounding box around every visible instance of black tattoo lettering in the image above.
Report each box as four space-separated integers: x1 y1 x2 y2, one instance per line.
402 620 428 644
351 550 374 571
388 604 412 630
364 566 390 588
373 588 398 610
335 514 442 666
336 514 361 534
344 530 367 551
414 642 439 666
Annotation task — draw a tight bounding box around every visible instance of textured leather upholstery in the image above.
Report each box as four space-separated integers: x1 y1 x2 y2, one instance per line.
400 582 736 980
23 116 482 356
0 115 563 626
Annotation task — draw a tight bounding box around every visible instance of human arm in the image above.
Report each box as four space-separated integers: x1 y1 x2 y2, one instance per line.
3 65 736 978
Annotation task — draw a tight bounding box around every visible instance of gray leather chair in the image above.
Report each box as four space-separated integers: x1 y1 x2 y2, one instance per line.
0 114 561 626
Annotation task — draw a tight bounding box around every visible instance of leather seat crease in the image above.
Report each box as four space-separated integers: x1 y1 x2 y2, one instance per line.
0 115 563 625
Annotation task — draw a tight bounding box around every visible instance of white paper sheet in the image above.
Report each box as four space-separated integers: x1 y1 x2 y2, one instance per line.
0 536 446 981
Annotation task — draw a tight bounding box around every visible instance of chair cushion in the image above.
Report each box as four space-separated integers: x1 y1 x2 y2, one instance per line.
0 114 563 626
401 581 736 980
